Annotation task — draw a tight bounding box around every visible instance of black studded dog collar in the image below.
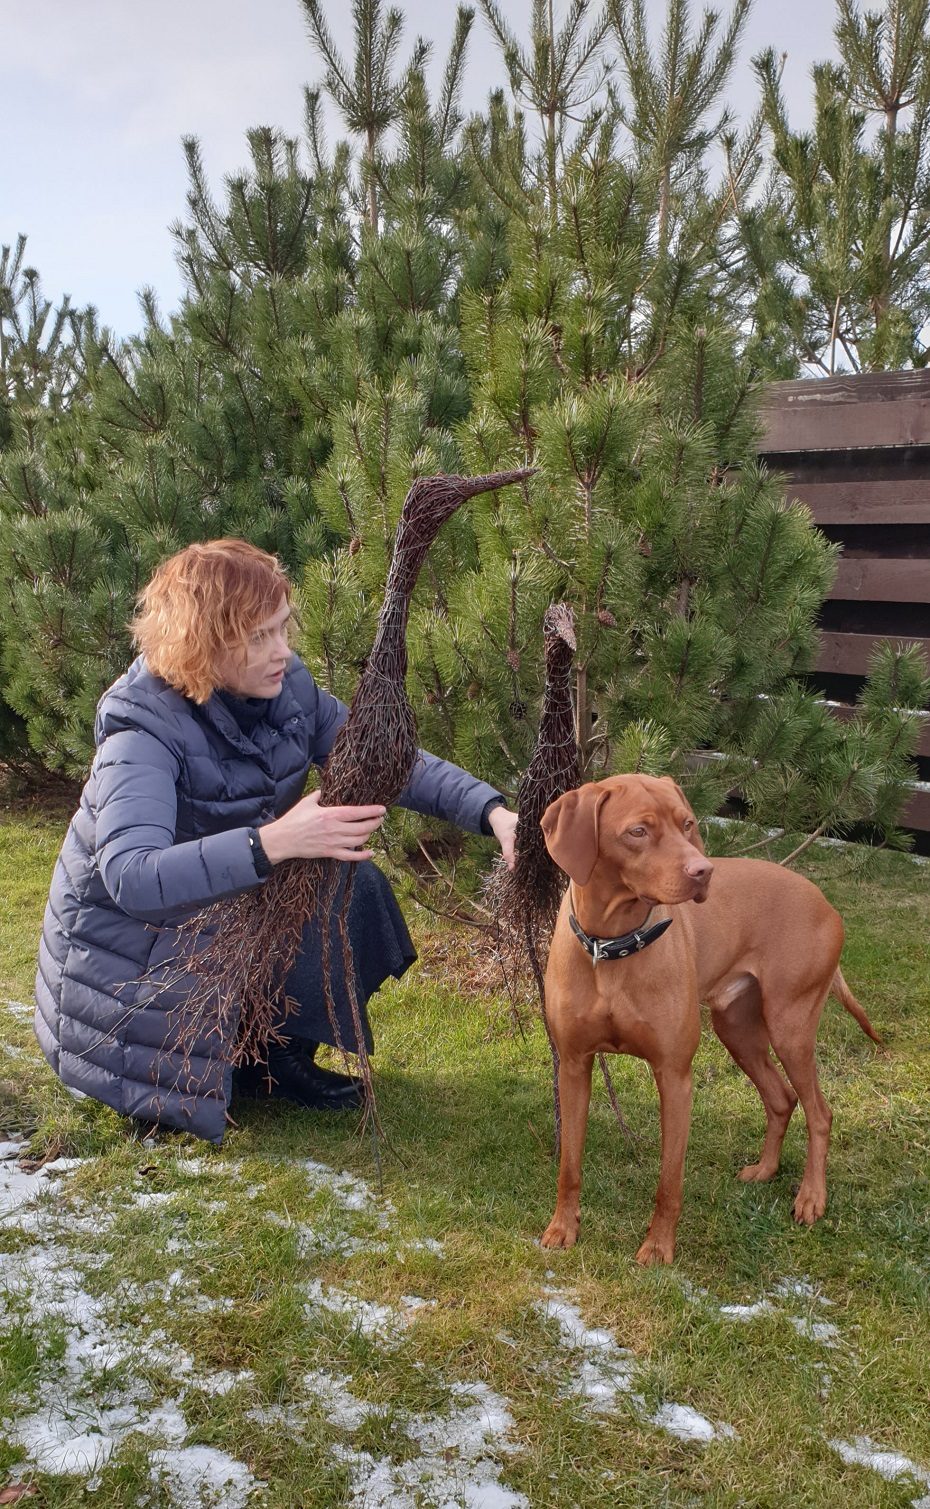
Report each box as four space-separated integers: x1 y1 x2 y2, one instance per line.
568 908 673 965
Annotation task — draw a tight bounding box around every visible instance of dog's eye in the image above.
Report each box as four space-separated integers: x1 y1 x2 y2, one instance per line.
627 826 648 839
683 818 693 831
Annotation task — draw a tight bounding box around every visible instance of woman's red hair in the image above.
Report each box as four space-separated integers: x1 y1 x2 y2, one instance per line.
131 539 291 703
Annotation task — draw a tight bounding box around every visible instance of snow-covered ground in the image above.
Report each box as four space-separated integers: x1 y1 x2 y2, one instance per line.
3 987 928 1508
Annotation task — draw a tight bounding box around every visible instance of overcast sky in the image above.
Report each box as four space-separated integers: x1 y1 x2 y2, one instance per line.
4 0 841 338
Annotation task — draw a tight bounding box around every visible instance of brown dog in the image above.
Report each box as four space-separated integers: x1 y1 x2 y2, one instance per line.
539 774 879 1265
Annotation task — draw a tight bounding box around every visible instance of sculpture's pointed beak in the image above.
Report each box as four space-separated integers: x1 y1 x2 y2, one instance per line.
452 466 537 501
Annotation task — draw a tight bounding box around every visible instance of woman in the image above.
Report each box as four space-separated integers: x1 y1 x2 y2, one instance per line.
34 539 516 1142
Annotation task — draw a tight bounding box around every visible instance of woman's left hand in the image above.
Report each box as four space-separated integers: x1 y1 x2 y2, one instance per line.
488 805 518 871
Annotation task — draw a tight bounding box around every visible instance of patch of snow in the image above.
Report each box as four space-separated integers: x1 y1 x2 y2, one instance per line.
0 1137 26 1161
720 1300 775 1321
294 1221 390 1259
189 1369 254 1397
403 1236 445 1256
0 1157 83 1221
42 1157 84 1175
399 1295 436 1314
3 1000 33 1017
650 1403 738 1443
829 1435 930 1507
149 1443 263 1509
335 1379 528 1509
0 1170 268 1498
173 1157 241 1177
302 1157 392 1224
185 1293 236 1314
771 1277 816 1300
1 1043 27 1059
536 1293 636 1406
302 1369 383 1430
131 1189 176 1208
245 1401 307 1432
537 1287 738 1443
785 1315 840 1346
304 1278 414 1340
700 1274 840 1347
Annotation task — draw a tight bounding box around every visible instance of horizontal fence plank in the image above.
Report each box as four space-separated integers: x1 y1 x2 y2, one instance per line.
761 372 930 405
902 785 930 829
759 399 930 452
756 371 930 452
829 557 930 604
817 630 930 676
781 479 930 524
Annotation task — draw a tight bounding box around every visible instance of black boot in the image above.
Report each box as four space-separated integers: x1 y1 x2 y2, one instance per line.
236 1041 364 1112
291 1038 364 1094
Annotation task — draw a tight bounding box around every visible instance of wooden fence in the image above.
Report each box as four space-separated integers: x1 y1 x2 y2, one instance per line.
756 371 930 837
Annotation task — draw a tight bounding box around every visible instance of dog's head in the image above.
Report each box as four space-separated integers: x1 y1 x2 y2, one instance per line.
540 775 713 905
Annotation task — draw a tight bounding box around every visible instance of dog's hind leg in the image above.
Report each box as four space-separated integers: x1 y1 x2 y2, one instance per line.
764 987 833 1225
710 977 798 1183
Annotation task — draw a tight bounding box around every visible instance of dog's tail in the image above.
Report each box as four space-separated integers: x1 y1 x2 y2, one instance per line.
831 968 882 1045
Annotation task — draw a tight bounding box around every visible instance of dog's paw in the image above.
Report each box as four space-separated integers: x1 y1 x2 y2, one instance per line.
635 1233 675 1266
540 1215 579 1249
792 1183 827 1226
738 1160 778 1183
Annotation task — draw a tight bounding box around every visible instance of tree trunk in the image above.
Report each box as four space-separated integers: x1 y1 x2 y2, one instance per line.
366 125 379 237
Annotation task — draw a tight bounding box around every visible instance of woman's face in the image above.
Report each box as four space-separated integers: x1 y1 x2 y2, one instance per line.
215 595 293 698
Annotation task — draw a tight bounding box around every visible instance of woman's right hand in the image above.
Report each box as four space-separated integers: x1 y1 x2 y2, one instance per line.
259 791 386 865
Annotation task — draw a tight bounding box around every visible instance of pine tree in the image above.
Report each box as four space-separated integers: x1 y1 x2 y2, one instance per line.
0 131 349 771
0 239 93 771
609 0 753 258
300 0 433 235
748 0 930 371
476 0 612 222
0 0 924 851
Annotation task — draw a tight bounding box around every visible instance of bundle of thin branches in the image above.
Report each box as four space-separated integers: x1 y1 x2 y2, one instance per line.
483 603 577 1141
156 469 534 1112
485 602 578 1008
484 602 633 1150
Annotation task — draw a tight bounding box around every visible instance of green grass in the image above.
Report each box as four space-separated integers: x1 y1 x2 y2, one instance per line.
1 806 928 1507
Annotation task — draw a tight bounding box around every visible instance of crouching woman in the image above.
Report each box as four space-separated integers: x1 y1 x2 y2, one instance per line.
34 539 516 1142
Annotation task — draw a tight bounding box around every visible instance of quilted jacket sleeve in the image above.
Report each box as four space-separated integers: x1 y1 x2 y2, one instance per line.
394 750 504 834
94 728 262 924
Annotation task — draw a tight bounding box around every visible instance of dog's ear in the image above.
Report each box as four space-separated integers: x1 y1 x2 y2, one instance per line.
661 777 705 853
540 785 610 885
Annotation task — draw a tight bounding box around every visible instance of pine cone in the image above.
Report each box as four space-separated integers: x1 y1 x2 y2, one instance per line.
597 608 617 627
349 536 361 555
466 681 481 700
506 649 521 670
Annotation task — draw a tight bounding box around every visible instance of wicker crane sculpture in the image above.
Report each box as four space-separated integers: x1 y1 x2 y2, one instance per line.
170 468 534 1107
485 602 631 1150
484 603 577 1142
486 603 578 999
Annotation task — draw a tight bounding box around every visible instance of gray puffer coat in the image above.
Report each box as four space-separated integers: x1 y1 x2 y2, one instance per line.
34 654 502 1142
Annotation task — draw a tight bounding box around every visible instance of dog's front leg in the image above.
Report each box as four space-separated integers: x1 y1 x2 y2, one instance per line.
636 1059 694 1266
540 1050 595 1249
